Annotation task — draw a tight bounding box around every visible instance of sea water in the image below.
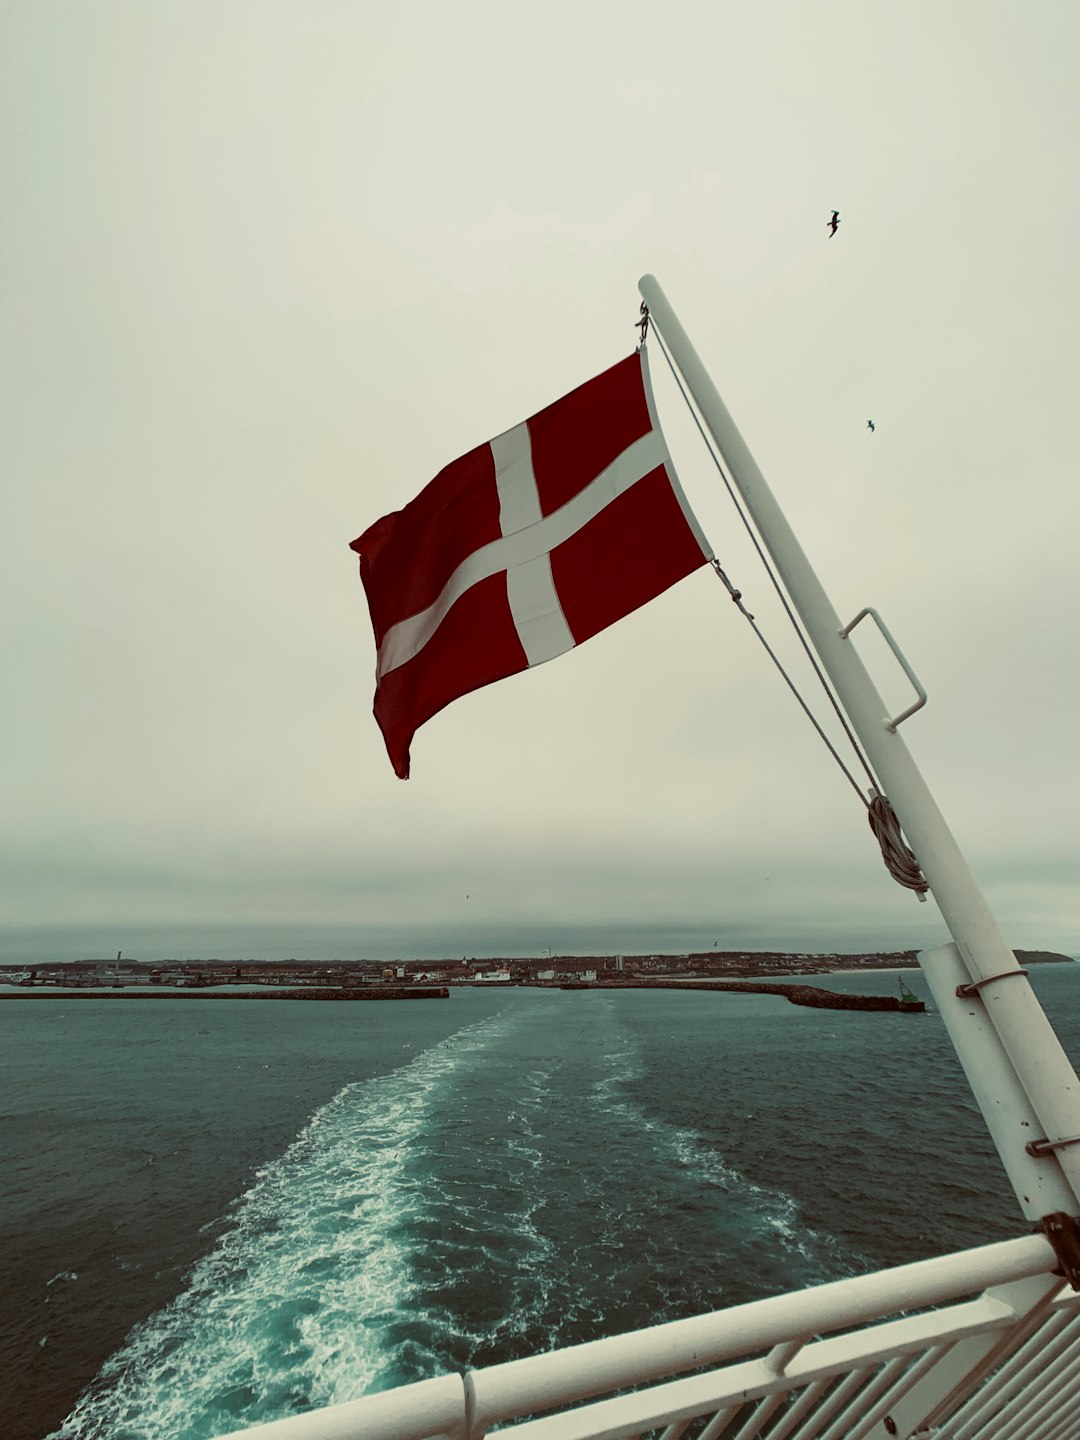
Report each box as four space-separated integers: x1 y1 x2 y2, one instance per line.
2 966 1078 1440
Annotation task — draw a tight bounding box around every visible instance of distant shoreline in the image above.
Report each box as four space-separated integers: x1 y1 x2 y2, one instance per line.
0 985 449 1002
0 949 1071 997
2 954 1073 1004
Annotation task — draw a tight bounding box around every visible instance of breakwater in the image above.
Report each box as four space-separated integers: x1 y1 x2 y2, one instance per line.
558 980 925 1012
0 986 450 1001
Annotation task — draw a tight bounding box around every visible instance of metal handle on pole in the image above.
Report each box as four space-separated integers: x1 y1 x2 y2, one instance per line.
838 607 927 731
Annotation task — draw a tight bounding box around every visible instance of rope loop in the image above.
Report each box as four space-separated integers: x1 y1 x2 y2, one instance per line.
710 558 754 618
868 793 929 899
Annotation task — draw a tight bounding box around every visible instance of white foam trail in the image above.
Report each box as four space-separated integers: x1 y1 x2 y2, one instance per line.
50 993 859 1440
49 1011 517 1440
591 1032 858 1280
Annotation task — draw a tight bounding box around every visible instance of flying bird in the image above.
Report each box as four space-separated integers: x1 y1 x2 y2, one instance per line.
828 210 840 237
867 420 875 433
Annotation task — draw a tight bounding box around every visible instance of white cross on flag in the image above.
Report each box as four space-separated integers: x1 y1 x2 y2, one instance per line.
350 349 712 777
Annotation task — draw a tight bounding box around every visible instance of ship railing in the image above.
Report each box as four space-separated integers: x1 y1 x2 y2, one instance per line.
221 1232 1080 1440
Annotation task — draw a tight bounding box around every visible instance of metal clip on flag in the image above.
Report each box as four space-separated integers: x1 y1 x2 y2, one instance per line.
350 349 712 778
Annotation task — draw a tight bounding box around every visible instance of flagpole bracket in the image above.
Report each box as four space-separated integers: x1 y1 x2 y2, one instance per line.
838 607 927 731
1039 1212 1080 1289
1028 1134 1080 1159
956 968 1029 999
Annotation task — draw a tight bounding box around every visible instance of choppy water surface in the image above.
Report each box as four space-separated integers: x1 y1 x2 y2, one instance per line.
3 968 1078 1440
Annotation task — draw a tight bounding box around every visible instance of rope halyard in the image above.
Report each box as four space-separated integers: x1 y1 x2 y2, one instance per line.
648 314 930 901
710 559 870 805
651 326 876 783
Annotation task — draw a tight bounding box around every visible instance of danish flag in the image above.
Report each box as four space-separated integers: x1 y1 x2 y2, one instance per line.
350 349 712 777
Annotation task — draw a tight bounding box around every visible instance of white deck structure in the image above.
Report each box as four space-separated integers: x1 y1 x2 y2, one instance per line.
221 277 1080 1440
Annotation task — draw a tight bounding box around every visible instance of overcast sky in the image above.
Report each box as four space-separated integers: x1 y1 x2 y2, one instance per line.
3 1 1079 963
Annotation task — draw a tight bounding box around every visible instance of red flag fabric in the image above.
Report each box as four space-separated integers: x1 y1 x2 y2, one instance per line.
350 349 712 778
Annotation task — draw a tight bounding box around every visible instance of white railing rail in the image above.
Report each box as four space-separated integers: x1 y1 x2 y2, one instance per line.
219 1233 1080 1440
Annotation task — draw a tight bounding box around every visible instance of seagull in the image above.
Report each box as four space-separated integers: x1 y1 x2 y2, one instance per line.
828 209 840 237
867 419 876 433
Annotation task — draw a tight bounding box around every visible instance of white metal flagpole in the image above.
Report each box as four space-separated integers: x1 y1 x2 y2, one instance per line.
638 273 1080 1224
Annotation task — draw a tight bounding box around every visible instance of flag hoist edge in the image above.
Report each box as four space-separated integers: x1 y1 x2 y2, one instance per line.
350 348 712 778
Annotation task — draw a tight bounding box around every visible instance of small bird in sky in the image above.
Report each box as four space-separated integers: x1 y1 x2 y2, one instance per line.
828 209 840 237
867 419 876 433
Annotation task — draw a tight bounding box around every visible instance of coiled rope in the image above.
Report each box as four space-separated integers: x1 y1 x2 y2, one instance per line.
868 793 930 897
645 314 930 901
